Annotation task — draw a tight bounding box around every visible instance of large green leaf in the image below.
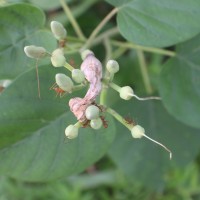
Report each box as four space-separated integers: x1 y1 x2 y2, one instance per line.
106 0 200 47
108 100 200 188
0 3 56 79
159 34 200 129
0 66 116 181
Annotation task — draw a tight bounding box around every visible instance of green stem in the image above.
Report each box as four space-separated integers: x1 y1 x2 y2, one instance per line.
100 76 110 106
103 37 112 63
106 107 132 130
92 27 119 46
66 36 85 43
100 38 112 105
111 40 176 57
81 7 118 51
54 0 98 26
72 0 99 20
64 49 80 55
100 88 108 105
109 82 121 92
64 27 119 53
66 28 119 48
64 62 74 71
67 43 83 50
112 47 127 59
72 84 86 92
60 0 86 40
65 27 118 52
136 50 153 94
74 121 82 128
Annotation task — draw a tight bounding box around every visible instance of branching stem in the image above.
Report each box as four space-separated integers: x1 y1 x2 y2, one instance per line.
111 40 176 57
136 50 153 94
81 7 118 51
64 62 74 72
106 107 133 130
100 38 112 105
103 37 112 63
109 82 121 92
112 47 127 59
92 27 119 46
60 0 86 40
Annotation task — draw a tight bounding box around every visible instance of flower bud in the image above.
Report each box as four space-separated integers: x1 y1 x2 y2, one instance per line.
90 118 102 130
119 86 134 100
24 45 47 59
51 49 66 67
81 49 94 60
85 105 100 120
55 73 74 92
72 69 85 83
2 80 12 88
131 125 145 138
131 125 172 159
106 60 119 74
65 124 79 139
50 21 67 40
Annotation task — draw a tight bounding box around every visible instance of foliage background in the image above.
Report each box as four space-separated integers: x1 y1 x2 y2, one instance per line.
0 0 200 199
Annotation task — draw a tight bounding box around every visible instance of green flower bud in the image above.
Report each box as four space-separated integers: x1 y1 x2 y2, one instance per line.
65 124 79 139
2 80 12 88
24 45 46 59
119 86 134 100
51 49 66 67
55 73 74 92
81 49 94 60
131 125 145 138
50 21 67 40
106 60 119 74
85 105 100 120
72 69 85 83
131 125 172 159
90 118 102 130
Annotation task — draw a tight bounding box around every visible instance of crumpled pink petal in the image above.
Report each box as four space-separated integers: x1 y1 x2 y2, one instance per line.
69 52 102 122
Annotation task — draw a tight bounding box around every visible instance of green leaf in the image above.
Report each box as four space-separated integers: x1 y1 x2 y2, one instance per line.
159 34 200 129
0 66 116 181
106 0 200 47
0 3 56 79
108 100 200 188
0 0 24 5
29 0 72 10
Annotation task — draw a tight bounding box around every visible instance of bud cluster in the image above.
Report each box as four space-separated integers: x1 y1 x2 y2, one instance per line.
24 21 171 159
